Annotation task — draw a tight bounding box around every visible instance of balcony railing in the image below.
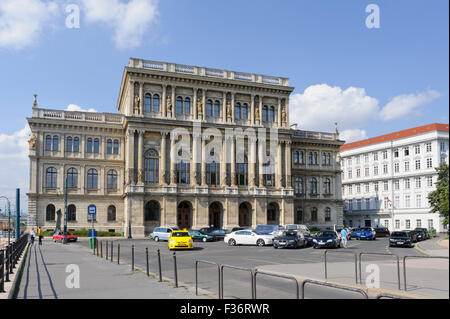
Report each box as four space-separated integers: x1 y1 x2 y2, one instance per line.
33 108 124 124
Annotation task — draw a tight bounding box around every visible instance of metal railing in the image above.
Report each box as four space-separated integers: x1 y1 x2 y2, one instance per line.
376 293 411 299
195 260 220 298
220 264 254 299
324 250 358 284
359 252 401 290
301 279 369 299
403 255 449 291
0 234 28 294
254 270 299 299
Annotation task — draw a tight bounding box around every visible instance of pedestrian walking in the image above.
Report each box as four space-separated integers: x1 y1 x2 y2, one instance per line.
30 228 35 245
38 227 43 246
341 227 348 248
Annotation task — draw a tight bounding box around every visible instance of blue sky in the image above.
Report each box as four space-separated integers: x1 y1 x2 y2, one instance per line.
0 0 448 211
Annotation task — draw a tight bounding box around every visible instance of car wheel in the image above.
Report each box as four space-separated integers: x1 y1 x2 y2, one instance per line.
256 239 265 247
202 237 207 242
274 245 278 249
154 236 159 242
228 239 236 246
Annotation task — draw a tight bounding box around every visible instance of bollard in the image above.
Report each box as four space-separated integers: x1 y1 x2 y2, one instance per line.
8 245 13 275
5 247 9 283
100 241 103 258
96 238 99 256
106 241 108 260
146 247 149 276
157 249 162 282
131 245 135 271
111 241 113 262
173 252 178 288
117 244 120 265
0 250 4 293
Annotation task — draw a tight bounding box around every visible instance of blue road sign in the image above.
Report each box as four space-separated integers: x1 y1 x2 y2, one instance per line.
88 205 97 215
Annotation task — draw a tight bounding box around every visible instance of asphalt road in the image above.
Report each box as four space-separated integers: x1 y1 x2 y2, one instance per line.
73 235 426 299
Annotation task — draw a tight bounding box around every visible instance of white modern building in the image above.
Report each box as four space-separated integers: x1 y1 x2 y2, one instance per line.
341 123 449 233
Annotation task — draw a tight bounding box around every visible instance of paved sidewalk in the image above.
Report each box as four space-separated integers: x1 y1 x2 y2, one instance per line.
416 236 449 257
15 240 209 299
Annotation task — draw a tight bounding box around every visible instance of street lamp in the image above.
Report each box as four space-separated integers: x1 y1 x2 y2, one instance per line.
0 196 11 246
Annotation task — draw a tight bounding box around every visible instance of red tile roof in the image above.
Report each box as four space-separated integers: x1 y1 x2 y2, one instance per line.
340 123 449 151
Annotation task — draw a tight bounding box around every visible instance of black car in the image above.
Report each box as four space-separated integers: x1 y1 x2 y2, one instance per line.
273 230 307 249
374 227 390 237
415 228 430 240
410 229 424 241
405 230 418 243
209 229 231 241
312 230 341 249
389 231 414 248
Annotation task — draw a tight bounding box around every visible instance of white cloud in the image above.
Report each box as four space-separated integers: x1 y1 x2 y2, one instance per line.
290 84 380 133
0 0 58 50
379 90 441 121
340 129 368 143
81 0 159 49
0 125 30 214
66 104 97 113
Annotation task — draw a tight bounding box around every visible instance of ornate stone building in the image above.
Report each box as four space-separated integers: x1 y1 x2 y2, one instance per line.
27 58 344 236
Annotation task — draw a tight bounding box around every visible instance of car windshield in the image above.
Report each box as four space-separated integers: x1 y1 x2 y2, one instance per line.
392 232 408 237
172 232 190 237
316 231 335 237
256 226 274 231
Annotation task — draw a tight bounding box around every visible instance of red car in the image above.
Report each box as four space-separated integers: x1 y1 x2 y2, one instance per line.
53 231 78 242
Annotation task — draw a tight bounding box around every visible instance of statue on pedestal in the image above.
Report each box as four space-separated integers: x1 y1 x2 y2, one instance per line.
166 95 172 113
28 134 37 149
134 95 140 114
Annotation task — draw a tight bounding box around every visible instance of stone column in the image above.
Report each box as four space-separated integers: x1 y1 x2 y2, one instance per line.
201 137 207 185
170 132 177 185
231 136 236 186
285 141 292 188
191 132 200 186
171 86 176 119
222 93 227 123
193 88 198 120
231 92 235 124
138 130 144 184
127 129 135 184
139 82 144 116
221 136 228 187
202 90 207 121
160 132 167 185
129 80 135 116
250 94 255 125
277 97 282 128
258 137 265 187
286 97 290 128
259 96 263 124
162 85 167 117
249 136 257 187
276 141 283 188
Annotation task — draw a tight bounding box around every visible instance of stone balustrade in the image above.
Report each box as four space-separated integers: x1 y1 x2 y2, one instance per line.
33 108 124 124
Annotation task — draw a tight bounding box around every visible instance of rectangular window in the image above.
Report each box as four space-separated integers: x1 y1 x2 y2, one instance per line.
406 220 411 230
382 150 388 160
405 195 410 208
426 142 432 152
374 182 379 192
374 166 378 176
365 198 370 209
356 156 360 165
384 220 389 228
416 195 422 208
426 158 433 169
365 167 369 177
394 196 400 209
395 220 400 229
404 178 410 189
404 161 410 172
394 163 399 173
404 147 409 156
364 154 369 163
428 219 434 229
348 170 352 179
415 160 421 170
356 184 361 194
348 185 352 195
394 180 400 190
394 149 399 158
373 152 378 161
384 181 389 191
415 145 421 154
415 177 421 189
440 142 446 152
356 169 361 178
365 183 370 193
416 220 422 228
357 199 362 210
384 197 390 209
383 164 388 174
427 176 433 187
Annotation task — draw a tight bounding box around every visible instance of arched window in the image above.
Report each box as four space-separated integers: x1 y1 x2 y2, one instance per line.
184 97 191 114
325 207 331 222
153 94 160 112
107 205 116 222
235 103 241 120
263 106 268 122
113 140 119 155
68 204 76 221
206 100 213 117
46 135 52 151
46 167 57 188
53 136 59 151
206 162 220 186
176 96 183 114
107 139 113 154
236 156 248 186
87 138 93 153
66 136 73 152
214 101 221 117
269 106 275 122
144 93 152 112
311 207 318 222
294 177 304 195
87 169 98 189
176 161 190 184
144 149 159 184
309 178 318 195
324 178 331 195
46 204 56 221
67 168 78 189
145 201 160 221
242 103 248 120
93 138 100 153
107 170 118 190
73 137 79 153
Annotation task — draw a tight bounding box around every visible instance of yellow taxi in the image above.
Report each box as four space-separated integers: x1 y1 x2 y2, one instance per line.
168 230 194 250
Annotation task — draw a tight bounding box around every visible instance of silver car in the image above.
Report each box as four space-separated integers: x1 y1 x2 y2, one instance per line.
151 226 179 242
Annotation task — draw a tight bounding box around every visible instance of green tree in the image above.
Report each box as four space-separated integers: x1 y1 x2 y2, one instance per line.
428 163 449 226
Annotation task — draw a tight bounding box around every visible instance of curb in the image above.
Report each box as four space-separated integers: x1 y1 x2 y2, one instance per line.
437 240 449 249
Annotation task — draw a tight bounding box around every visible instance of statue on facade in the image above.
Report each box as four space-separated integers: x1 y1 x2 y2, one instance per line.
334 122 339 135
166 95 172 113
197 98 203 116
281 107 287 123
255 105 260 120
227 100 232 118
134 95 140 114
28 134 37 149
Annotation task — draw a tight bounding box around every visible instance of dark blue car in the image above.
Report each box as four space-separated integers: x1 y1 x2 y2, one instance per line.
312 230 341 249
355 227 376 240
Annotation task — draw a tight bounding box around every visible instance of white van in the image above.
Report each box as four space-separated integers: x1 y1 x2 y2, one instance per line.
285 224 310 236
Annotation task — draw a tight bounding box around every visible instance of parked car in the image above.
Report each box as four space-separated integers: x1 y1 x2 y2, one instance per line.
374 227 390 237
254 225 284 235
53 231 78 242
225 230 274 246
273 230 307 249
168 230 194 250
405 230 419 243
389 231 414 248
349 228 360 239
355 227 376 240
415 228 430 240
285 224 311 236
188 229 215 242
209 229 231 241
312 230 341 249
151 226 179 242
409 229 424 241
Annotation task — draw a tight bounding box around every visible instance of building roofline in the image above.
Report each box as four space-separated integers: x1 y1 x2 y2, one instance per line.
340 123 449 152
